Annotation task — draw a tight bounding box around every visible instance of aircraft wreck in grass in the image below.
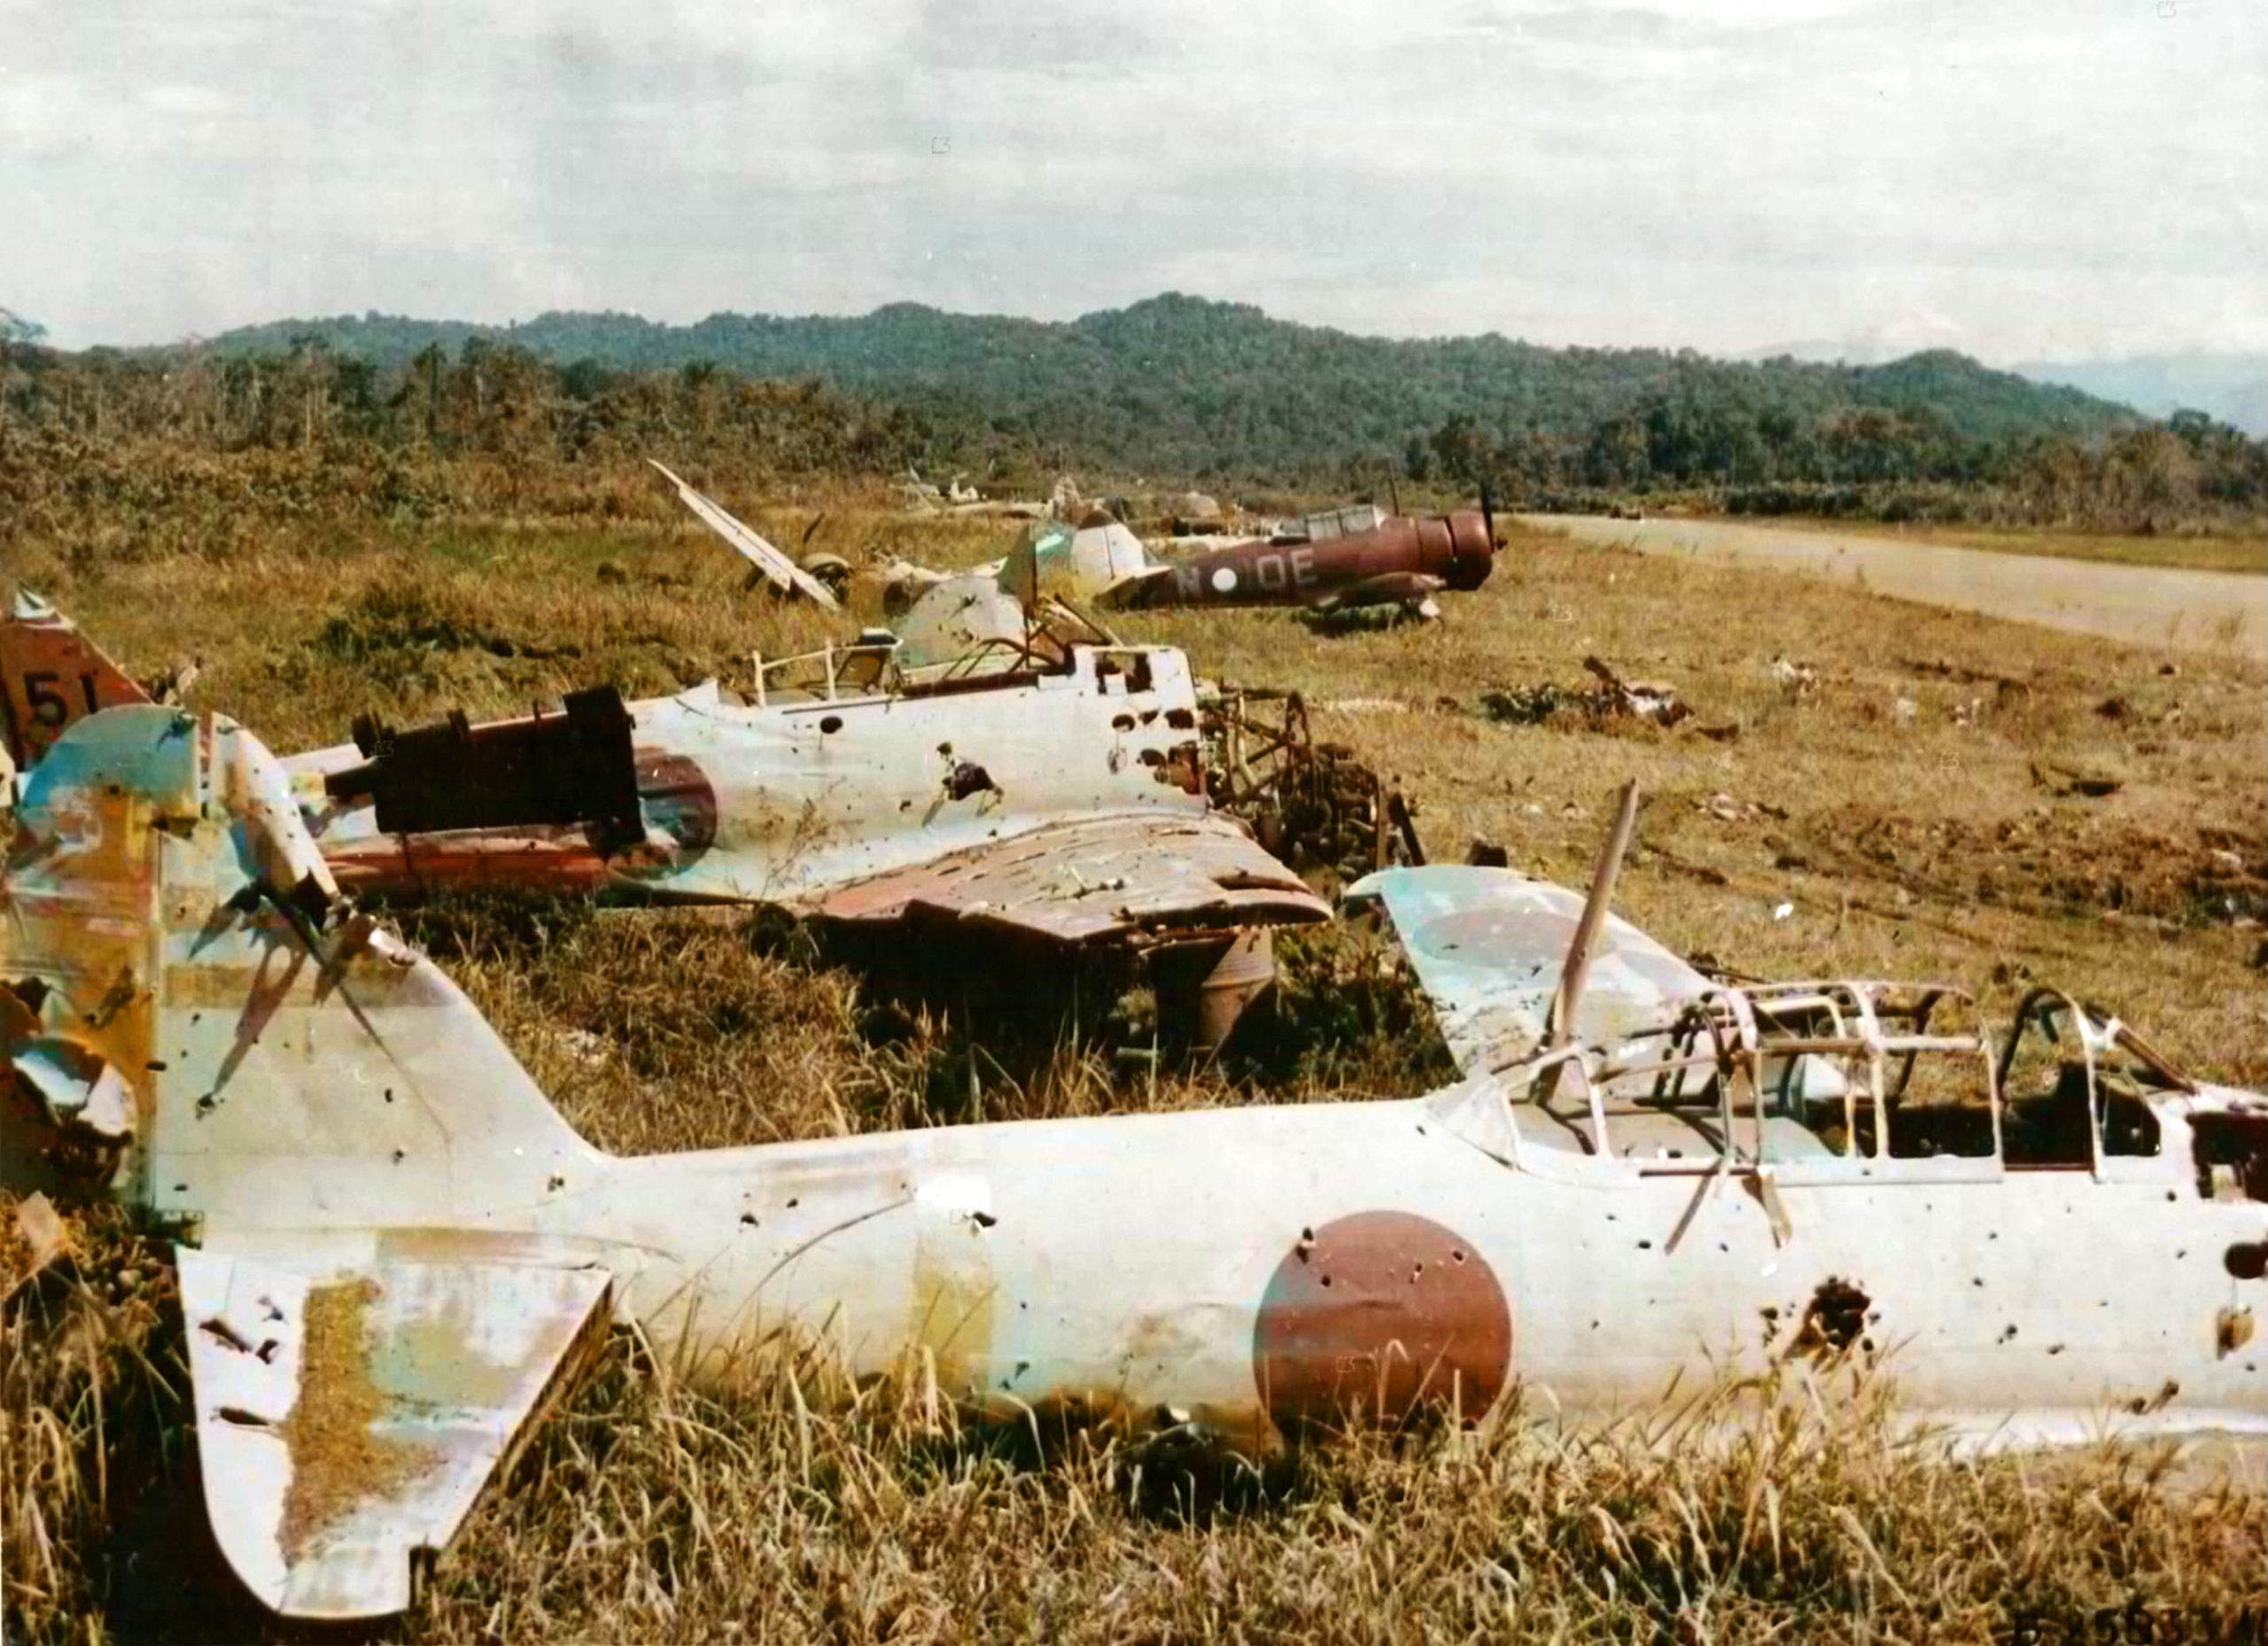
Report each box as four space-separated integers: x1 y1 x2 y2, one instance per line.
0 589 1334 1045
4 722 2263 1623
656 465 1501 622
1116 499 1501 621
996 499 1502 621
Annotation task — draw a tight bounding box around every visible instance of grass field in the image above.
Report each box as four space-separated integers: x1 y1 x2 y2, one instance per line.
5 497 2265 1641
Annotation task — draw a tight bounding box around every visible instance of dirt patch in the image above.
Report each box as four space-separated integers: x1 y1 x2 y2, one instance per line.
1782 806 2268 928
279 1277 435 1560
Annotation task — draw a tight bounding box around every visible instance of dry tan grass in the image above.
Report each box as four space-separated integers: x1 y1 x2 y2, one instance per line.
1141 528 2266 1089
5 507 2264 1640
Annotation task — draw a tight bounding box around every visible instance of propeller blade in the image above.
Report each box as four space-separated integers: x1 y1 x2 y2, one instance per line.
1480 477 1497 547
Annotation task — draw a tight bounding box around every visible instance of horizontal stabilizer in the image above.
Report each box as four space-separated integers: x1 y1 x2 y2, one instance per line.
1092 563 1178 607
1344 866 1713 1075
181 1247 612 1621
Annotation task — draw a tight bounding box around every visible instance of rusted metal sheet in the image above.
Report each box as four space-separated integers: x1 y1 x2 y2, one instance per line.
9 709 2266 1625
812 812 1328 944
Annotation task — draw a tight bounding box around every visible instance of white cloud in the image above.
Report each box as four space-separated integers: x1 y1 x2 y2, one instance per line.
0 0 2260 359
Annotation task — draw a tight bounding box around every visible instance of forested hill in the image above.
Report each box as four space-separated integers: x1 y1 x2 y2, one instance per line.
198 294 2135 479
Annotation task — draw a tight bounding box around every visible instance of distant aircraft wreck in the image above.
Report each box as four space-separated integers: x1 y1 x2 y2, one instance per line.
6 725 2261 1624
657 466 1500 622
1115 500 1501 621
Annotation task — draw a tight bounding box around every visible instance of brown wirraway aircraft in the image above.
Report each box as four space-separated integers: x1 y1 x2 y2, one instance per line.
1115 499 1499 619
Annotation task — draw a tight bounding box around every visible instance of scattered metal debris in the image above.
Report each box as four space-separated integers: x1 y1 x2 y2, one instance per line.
1201 686 1424 883
1695 792 1788 825
1767 655 1820 703
2031 760 2124 799
1478 656 1691 730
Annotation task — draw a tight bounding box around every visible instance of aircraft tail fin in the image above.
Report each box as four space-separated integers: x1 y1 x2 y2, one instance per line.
3 705 600 1224
7 706 621 1621
0 588 152 769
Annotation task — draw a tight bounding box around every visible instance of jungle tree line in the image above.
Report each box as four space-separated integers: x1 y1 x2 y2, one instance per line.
0 336 943 542
3 331 2261 538
1408 398 2266 532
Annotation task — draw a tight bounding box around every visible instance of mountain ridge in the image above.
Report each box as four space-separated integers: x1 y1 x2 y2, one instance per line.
168 292 2144 478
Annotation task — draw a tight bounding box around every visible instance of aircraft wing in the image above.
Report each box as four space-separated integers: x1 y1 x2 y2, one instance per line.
1091 563 1178 608
812 812 1331 943
181 1246 612 1621
1343 865 1713 1076
1308 571 1445 614
649 460 842 609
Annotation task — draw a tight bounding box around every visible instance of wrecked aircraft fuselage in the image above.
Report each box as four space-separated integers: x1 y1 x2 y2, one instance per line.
4 709 2262 1621
1118 508 1497 616
0 591 1330 987
303 646 1183 894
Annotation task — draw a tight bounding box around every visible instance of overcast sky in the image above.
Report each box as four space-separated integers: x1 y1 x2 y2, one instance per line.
3 0 2262 361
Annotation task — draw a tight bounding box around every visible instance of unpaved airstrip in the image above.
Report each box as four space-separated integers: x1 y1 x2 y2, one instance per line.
1526 514 2268 663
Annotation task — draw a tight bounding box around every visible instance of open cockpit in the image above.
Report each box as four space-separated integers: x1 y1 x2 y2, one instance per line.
1479 980 2202 1186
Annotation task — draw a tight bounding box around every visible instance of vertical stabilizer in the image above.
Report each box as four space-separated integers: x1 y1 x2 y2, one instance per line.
2 706 600 1230
0 589 152 769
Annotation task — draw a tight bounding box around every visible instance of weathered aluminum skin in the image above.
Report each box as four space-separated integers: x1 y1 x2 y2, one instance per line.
289 646 1330 943
1345 865 1714 1074
0 595 1328 952
6 710 2263 1620
180 1248 611 1619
